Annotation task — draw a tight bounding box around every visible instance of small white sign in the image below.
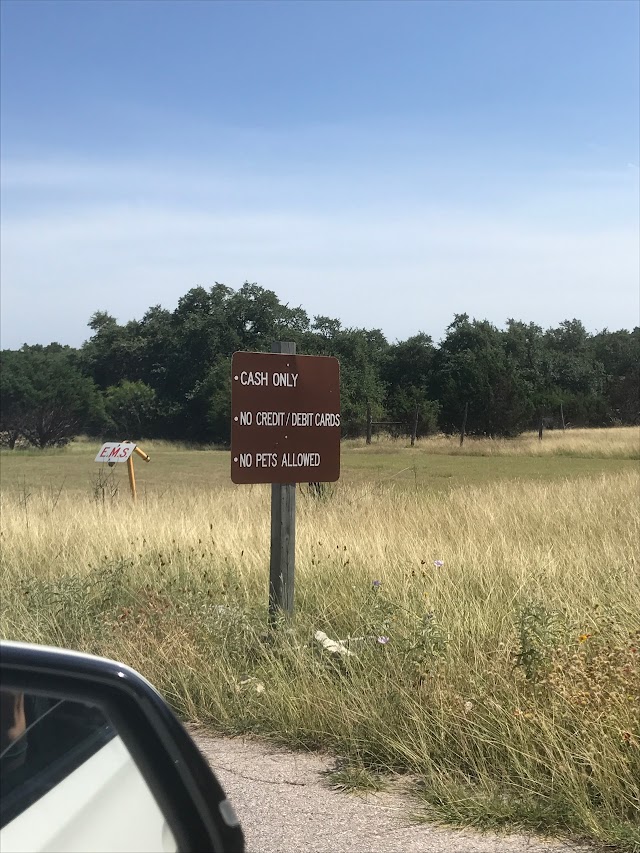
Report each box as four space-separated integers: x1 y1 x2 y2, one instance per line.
95 442 136 463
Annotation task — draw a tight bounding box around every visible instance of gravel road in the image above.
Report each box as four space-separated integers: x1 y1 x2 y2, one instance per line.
192 731 593 853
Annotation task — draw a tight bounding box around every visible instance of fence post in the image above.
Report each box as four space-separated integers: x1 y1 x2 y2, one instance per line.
560 402 566 431
269 341 296 621
411 405 419 447
460 402 469 447
366 403 372 445
538 414 544 441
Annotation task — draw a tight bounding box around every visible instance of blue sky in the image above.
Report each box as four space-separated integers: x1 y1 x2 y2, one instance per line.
1 0 638 349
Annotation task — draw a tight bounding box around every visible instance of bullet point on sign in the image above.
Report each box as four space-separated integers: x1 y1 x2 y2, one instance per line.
234 375 239 380
233 457 238 463
234 416 238 421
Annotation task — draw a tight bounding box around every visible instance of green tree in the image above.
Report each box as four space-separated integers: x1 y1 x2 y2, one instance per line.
433 315 532 437
382 334 440 435
74 284 637 442
0 350 29 447
186 356 232 444
93 282 312 443
104 380 157 439
543 320 608 425
544 319 604 396
592 327 640 424
302 320 389 437
0 346 106 447
81 311 140 389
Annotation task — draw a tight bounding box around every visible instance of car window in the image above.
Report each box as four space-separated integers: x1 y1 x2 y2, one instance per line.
0 689 115 828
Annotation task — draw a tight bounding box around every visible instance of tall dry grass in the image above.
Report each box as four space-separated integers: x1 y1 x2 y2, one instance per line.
1 471 638 848
348 426 640 459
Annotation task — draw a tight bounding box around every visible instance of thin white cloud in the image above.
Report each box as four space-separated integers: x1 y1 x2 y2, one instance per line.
1 150 638 348
1 200 638 348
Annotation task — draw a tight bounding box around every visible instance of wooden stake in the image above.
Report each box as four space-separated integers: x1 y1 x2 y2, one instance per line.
366 403 372 445
127 454 137 502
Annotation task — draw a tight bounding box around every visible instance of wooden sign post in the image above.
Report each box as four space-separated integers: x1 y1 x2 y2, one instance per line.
231 344 340 620
269 342 297 621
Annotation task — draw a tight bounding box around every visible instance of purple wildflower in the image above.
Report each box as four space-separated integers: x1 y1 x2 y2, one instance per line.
377 636 389 644
372 580 381 589
433 560 444 568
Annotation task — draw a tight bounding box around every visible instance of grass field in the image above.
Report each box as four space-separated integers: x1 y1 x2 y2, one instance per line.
1 427 639 849
1 426 638 496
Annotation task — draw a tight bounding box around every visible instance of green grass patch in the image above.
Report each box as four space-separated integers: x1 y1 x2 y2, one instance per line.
1 430 637 496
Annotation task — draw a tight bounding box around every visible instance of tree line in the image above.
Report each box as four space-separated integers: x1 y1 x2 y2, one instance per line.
1 283 638 448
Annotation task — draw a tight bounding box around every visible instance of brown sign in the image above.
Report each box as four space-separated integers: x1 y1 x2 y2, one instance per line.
231 352 340 484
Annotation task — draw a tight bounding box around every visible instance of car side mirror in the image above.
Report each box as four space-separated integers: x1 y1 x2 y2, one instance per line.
0 641 244 853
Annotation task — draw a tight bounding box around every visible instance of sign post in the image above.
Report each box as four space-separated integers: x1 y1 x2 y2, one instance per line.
269 341 297 620
231 343 340 620
94 441 150 502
